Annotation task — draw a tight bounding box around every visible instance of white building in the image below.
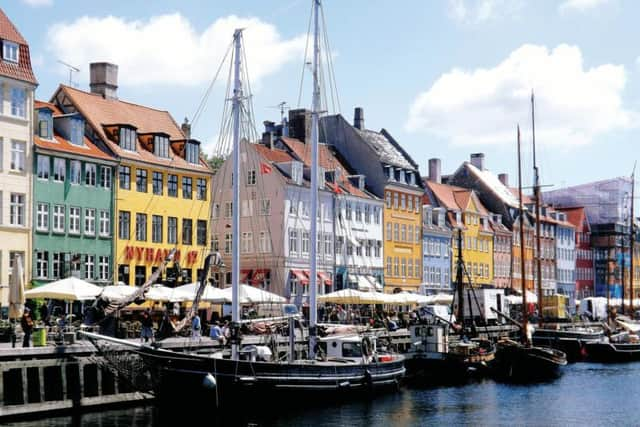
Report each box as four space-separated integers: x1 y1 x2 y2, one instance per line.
550 211 577 308
0 10 37 306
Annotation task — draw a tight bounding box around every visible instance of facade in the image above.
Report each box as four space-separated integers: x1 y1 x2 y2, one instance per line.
421 204 452 293
527 204 558 296
491 214 512 289
51 63 212 287
512 214 535 292
559 207 593 299
321 108 424 292
32 101 116 285
0 9 37 305
550 211 576 307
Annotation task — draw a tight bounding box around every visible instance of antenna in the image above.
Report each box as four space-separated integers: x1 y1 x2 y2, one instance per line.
267 101 289 124
57 60 80 87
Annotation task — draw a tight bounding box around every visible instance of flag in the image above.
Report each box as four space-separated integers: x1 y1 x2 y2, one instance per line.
260 162 272 174
329 182 343 194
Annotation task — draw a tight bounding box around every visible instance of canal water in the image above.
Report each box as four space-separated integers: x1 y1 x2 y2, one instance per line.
6 362 639 426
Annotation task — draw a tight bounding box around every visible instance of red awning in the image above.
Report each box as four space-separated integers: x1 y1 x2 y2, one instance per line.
239 269 252 283
317 271 333 285
251 269 270 285
291 269 309 285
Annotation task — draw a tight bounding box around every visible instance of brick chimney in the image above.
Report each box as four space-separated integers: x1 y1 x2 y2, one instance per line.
428 158 441 183
498 173 509 187
181 118 191 139
89 62 118 99
470 153 485 171
354 107 365 130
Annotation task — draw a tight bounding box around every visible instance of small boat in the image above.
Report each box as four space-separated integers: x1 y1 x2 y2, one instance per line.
532 325 604 362
493 339 567 382
585 332 640 363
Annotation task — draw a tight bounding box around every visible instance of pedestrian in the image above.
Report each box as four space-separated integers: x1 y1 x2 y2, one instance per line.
140 308 154 343
209 321 224 345
157 308 175 340
20 308 34 348
192 313 202 341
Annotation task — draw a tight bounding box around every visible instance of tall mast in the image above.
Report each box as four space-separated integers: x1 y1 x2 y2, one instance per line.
455 228 465 334
308 0 321 359
517 125 529 345
631 165 636 314
532 92 544 324
231 29 243 360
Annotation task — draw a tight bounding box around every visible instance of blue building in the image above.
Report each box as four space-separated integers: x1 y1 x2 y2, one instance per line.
421 203 452 294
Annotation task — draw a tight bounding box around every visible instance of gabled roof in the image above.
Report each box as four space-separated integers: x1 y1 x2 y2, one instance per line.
557 207 589 231
0 9 37 85
462 162 520 208
54 85 210 173
356 128 416 170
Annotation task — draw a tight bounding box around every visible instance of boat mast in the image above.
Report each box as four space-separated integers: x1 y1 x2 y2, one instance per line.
517 125 529 346
231 29 243 360
308 0 321 360
455 228 465 334
532 92 544 324
631 165 636 314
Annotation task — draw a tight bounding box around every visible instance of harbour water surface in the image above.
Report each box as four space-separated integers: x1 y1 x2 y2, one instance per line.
5 362 639 426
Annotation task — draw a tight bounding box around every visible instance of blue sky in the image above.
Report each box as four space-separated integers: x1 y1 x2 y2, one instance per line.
6 0 640 189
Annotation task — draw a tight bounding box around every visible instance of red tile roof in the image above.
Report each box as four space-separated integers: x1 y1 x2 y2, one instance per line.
0 9 37 84
55 85 210 173
254 144 294 163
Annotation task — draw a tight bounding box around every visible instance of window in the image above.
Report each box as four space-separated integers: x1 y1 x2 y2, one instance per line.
154 135 169 158
53 205 65 232
393 193 399 209
119 166 131 189
3 41 18 62
224 233 232 254
241 232 253 253
10 141 25 171
85 255 95 280
69 160 81 184
136 213 147 241
70 118 84 146
224 202 233 218
259 199 271 215
211 235 219 251
136 169 147 192
416 227 421 243
9 193 25 225
36 251 48 278
408 225 413 243
324 234 332 255
387 256 392 276
37 155 49 179
69 207 80 234
84 208 95 235
197 178 207 200
375 241 382 258
99 256 110 281
408 196 413 212
152 215 163 243
118 211 130 239
241 200 253 217
401 224 407 242
355 204 362 222
168 174 178 197
289 229 298 255
152 171 163 195
345 202 352 220
10 88 25 118
259 231 272 253
85 163 96 186
36 203 49 231
394 257 400 276
185 142 199 164
386 223 392 241
289 200 298 216
401 194 406 210
247 169 257 186
52 253 62 279
301 231 310 254
119 127 137 151
401 258 407 277
212 203 220 219
168 217 177 244
386 192 391 208
364 205 371 224
99 210 110 237
408 259 413 278
182 219 192 245
394 223 399 241
374 207 380 224
54 158 65 182
197 220 207 245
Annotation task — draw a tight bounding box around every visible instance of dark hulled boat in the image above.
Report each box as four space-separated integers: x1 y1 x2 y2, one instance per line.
532 326 604 362
493 339 567 382
585 333 640 363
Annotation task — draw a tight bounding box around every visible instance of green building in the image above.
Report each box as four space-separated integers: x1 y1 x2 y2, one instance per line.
31 101 116 285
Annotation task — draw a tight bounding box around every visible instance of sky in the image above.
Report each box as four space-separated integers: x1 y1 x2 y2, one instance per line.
5 0 640 190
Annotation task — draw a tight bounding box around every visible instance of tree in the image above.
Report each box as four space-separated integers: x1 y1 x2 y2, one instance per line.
202 152 225 175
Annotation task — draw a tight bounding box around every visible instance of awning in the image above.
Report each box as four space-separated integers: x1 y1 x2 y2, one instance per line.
239 269 252 284
251 269 270 286
365 275 383 292
291 269 309 285
318 271 333 285
348 274 376 292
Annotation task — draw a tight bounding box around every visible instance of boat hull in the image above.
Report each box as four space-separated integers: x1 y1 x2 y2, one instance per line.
404 351 494 385
585 341 640 363
492 342 567 383
532 329 603 363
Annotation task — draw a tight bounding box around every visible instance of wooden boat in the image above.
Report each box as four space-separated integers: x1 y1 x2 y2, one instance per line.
532 325 604 362
585 332 640 363
493 339 567 382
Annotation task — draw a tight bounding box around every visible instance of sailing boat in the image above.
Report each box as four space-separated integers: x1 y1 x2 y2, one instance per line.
84 0 404 406
491 125 566 382
404 229 496 383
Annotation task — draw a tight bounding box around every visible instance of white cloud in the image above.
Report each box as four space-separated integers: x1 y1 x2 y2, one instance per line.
559 0 611 13
20 0 52 6
406 44 634 147
447 0 522 23
47 13 305 87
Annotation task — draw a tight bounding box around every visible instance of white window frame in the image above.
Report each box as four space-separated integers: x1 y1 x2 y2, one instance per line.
259 199 271 216
37 155 49 180
99 210 110 237
69 206 80 234
53 205 65 233
259 231 272 253
241 232 253 254
53 158 65 182
36 203 49 231
84 208 96 236
9 193 25 226
99 256 110 281
289 229 298 255
85 255 95 280
10 140 25 171
36 251 48 279
85 163 96 186
101 166 111 189
70 160 81 185
10 87 26 118
3 41 19 63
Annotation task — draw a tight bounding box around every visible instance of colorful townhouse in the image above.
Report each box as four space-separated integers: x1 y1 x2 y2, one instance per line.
559 207 594 299
425 178 494 288
32 101 116 285
490 214 512 289
0 9 37 305
322 108 424 293
550 210 576 306
51 63 212 286
420 201 452 293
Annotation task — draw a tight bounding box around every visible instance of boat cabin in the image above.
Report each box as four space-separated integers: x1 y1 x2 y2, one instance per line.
318 335 377 362
410 323 449 354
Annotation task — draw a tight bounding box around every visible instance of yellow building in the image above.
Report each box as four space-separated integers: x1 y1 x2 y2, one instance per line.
52 64 212 286
426 182 494 287
383 184 424 292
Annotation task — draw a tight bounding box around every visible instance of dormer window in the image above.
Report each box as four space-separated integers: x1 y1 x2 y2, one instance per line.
119 127 137 151
291 161 303 185
154 135 169 158
185 141 200 164
70 117 84 146
3 41 18 63
37 109 53 139
399 169 405 183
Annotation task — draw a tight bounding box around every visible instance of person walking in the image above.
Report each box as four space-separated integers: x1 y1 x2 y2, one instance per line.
140 308 154 344
191 313 202 342
20 308 34 348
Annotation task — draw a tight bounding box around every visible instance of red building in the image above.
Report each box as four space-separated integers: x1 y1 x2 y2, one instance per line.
560 207 594 299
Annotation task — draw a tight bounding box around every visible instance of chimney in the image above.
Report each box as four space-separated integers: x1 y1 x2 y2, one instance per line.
89 62 118 99
262 131 273 149
428 158 441 183
354 107 365 130
181 118 191 139
470 153 485 171
498 173 509 187
288 109 311 143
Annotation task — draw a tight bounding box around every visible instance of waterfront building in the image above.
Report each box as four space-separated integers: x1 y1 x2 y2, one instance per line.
491 214 512 289
421 202 452 293
51 63 212 286
550 210 577 307
425 180 494 288
559 207 594 299
321 108 424 293
0 9 37 305
32 101 116 285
